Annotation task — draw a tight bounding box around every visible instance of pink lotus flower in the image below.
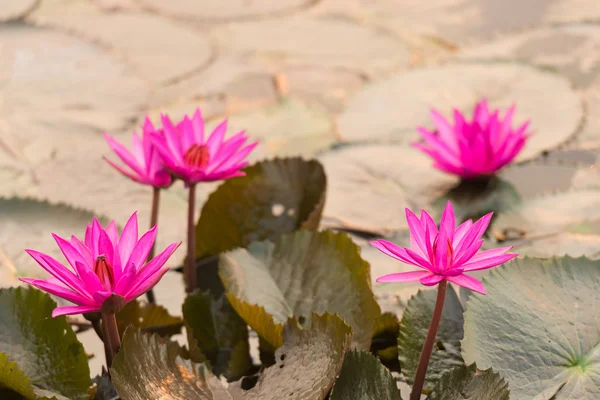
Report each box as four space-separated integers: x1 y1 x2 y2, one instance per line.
414 99 530 178
19 212 180 317
370 201 517 294
103 118 172 187
151 109 258 185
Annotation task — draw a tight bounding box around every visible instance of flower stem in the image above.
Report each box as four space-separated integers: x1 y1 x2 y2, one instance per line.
101 312 121 370
410 280 448 400
185 183 198 293
145 186 161 304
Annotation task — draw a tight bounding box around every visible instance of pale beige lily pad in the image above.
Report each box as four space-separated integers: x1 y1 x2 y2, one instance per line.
318 144 457 235
0 24 147 171
205 98 336 158
0 0 38 21
513 232 600 260
32 12 213 85
137 0 312 21
211 16 410 76
492 190 600 239
457 24 600 87
338 62 583 162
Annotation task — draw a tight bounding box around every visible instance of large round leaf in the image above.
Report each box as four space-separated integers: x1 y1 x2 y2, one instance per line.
182 291 251 380
330 350 401 400
0 288 90 400
337 62 583 162
219 230 380 349
0 197 108 278
318 144 456 235
111 330 232 400
0 0 38 21
492 190 600 240
427 364 509 400
196 158 326 259
116 300 183 338
0 353 37 399
211 16 410 76
228 313 352 400
462 256 600 399
398 286 465 393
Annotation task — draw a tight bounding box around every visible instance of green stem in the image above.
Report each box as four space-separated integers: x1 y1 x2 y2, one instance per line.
410 280 447 400
145 187 161 304
101 312 121 370
185 183 197 293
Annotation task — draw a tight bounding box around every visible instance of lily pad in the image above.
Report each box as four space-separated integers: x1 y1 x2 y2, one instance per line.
462 256 600 399
337 62 583 162
371 313 400 367
0 0 38 21
0 353 37 399
196 158 326 259
512 229 600 260
206 98 335 158
111 329 232 400
219 230 380 349
398 286 465 393
492 189 600 240
211 16 410 76
427 364 509 400
0 197 107 278
136 0 311 21
182 291 251 380
0 24 146 170
0 288 90 400
228 313 352 400
36 12 213 85
318 144 456 235
330 350 401 400
116 300 183 337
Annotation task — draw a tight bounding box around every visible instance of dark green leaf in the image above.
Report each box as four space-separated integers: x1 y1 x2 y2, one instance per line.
182 291 251 380
0 288 90 400
116 300 183 337
219 230 380 349
433 176 520 223
398 286 465 393
462 256 600 399
330 350 401 400
426 364 509 400
228 313 352 399
195 157 326 259
111 330 232 400
0 353 37 399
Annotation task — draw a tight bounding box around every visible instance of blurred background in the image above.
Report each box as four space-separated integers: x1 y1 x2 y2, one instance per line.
1 0 600 377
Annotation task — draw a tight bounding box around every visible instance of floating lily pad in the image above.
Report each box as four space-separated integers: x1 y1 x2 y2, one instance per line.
0 0 38 21
457 24 600 87
196 158 326 259
0 288 90 400
513 232 600 259
0 24 146 170
228 313 352 400
211 16 410 76
206 98 335 157
398 286 465 393
427 364 509 400
370 312 400 366
111 330 232 400
182 291 251 380
462 256 600 399
330 350 401 400
220 231 380 349
492 189 600 239
137 0 311 21
117 300 183 338
0 197 107 278
319 144 456 235
337 62 583 162
36 12 213 84
0 353 37 399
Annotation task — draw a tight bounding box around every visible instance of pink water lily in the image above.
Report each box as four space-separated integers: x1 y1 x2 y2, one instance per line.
371 201 517 294
104 118 172 187
414 99 531 178
151 108 258 185
19 212 180 317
